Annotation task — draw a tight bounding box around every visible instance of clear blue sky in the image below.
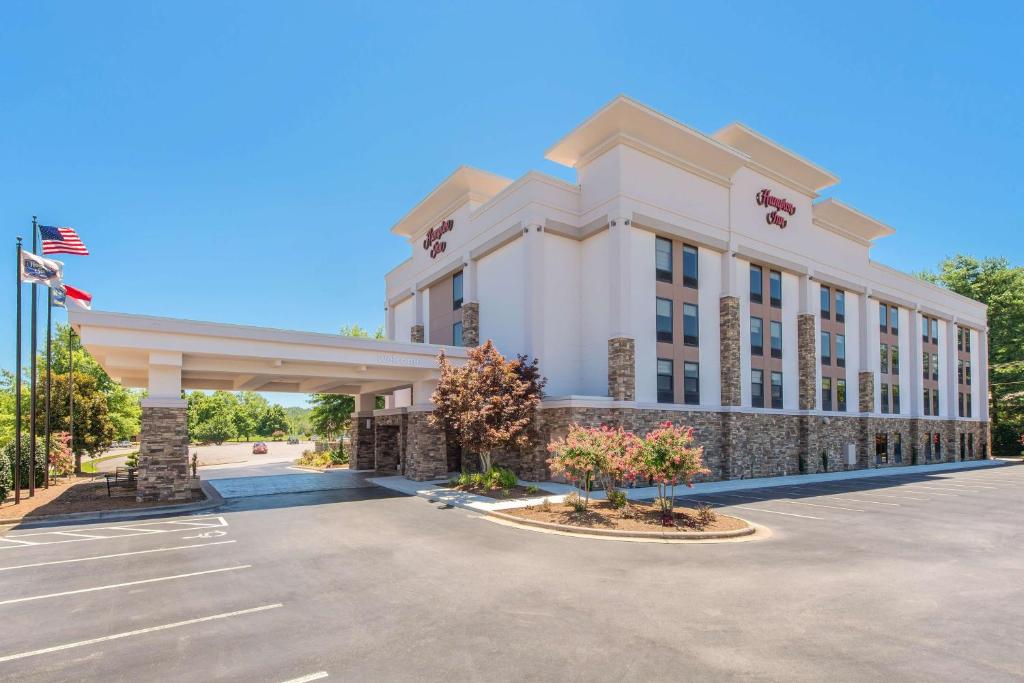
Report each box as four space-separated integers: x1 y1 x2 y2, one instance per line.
3 1 1022 407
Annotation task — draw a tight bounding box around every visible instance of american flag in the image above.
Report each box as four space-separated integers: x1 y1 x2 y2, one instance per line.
39 225 89 255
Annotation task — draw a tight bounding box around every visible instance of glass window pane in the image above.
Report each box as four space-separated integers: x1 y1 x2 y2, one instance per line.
453 321 463 347
751 369 764 408
683 362 700 404
835 291 846 320
684 303 699 346
769 270 782 307
683 245 698 288
770 321 782 358
750 265 763 302
452 271 464 309
820 285 831 318
656 298 673 343
655 237 672 282
751 317 763 355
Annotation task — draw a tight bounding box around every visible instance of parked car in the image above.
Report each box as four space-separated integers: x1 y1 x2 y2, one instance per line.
252 442 268 454
287 437 299 445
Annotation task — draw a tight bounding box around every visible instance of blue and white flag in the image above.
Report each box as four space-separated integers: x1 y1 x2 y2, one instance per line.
52 285 67 308
19 250 63 287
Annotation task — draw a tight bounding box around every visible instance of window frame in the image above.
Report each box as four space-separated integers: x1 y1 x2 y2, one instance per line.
452 321 463 347
749 264 763 304
837 378 847 412
683 361 700 405
750 316 764 356
682 244 699 288
770 371 784 409
822 377 833 412
769 270 782 308
452 271 464 310
751 369 765 408
655 237 673 283
683 303 699 347
820 285 831 320
656 358 674 404
770 320 783 359
835 290 845 324
821 330 831 366
656 297 673 343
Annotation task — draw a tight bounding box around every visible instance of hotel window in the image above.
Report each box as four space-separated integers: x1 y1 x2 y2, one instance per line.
879 302 888 333
881 382 889 413
957 327 963 351
452 271 464 310
683 362 700 405
821 331 831 365
822 377 833 412
932 390 939 416
769 270 782 308
922 352 929 380
892 385 901 414
657 359 674 404
966 393 972 417
820 285 831 320
958 359 964 384
879 343 888 374
656 298 673 343
770 321 783 359
965 331 971 352
875 433 889 465
751 369 765 408
683 245 699 288
836 290 846 323
655 237 673 283
770 371 784 409
894 433 903 463
452 321 463 347
965 361 972 386
750 265 763 304
837 379 847 411
683 303 699 347
891 347 899 375
836 334 846 368
958 392 964 417
890 306 899 335
931 353 939 381
922 317 929 343
923 388 931 416
930 318 939 344
751 317 764 356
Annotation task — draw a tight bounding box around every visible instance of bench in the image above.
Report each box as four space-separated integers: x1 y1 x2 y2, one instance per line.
104 466 138 497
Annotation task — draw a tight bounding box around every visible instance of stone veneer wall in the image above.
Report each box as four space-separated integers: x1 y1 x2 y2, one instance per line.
607 337 636 401
374 412 407 473
719 297 741 406
353 414 376 470
403 411 449 481
137 406 191 503
858 371 875 412
410 325 424 343
797 314 817 410
461 302 479 347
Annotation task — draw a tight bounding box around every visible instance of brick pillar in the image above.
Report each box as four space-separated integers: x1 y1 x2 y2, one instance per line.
410 325 424 343
719 296 741 406
797 313 817 410
607 337 635 401
137 403 190 503
858 371 875 413
353 414 376 470
404 410 448 480
462 302 479 347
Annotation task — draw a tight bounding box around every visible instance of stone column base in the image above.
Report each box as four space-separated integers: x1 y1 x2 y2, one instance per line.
353 413 376 470
607 337 636 401
462 302 479 347
411 324 424 343
404 410 448 481
137 404 191 503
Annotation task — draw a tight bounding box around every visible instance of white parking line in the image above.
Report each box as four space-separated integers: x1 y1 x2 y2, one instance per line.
712 492 864 512
0 516 229 550
729 505 823 520
281 673 329 683
0 540 236 572
810 485 930 501
52 531 108 539
0 565 251 606
0 603 283 664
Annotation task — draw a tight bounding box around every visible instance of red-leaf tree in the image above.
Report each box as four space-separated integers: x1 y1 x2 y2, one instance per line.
430 340 546 472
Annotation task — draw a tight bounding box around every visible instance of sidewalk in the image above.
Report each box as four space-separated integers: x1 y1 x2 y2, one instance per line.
370 459 1008 513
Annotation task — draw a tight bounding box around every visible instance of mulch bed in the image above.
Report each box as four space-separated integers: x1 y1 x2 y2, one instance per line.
448 483 555 499
1 475 204 522
504 499 748 533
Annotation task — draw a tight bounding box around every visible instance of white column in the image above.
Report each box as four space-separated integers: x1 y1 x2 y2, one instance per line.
858 292 877 373
411 378 438 407
908 308 923 415
798 274 815 315
385 302 396 341
354 393 377 414
945 320 959 418
720 248 738 298
978 328 990 421
608 216 633 338
462 255 478 304
145 351 183 405
522 221 545 358
412 289 424 327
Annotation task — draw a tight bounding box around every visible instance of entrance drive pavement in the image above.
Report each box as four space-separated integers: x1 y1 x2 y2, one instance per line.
0 462 1021 681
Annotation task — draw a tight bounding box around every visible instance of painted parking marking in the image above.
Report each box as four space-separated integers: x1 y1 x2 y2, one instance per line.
808 484 930 501
0 516 229 550
281 672 329 683
711 492 865 512
771 486 901 506
0 540 236 572
688 499 824 521
0 603 282 664
0 564 251 607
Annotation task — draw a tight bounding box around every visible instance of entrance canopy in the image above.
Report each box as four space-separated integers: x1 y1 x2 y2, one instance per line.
69 310 466 403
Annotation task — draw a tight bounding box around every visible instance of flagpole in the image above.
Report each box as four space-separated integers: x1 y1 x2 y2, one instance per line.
29 216 38 497
70 328 77 475
44 287 52 488
14 237 23 504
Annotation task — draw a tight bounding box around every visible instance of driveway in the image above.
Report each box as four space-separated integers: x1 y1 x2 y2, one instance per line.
0 462 1021 681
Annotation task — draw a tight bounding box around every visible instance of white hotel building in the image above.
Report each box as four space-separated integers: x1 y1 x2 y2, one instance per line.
73 96 990 498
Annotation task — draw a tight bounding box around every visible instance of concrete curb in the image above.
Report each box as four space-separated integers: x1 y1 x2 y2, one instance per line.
486 509 756 540
0 480 225 530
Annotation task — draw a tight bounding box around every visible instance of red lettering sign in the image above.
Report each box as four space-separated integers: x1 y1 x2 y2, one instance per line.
755 189 796 229
423 219 454 259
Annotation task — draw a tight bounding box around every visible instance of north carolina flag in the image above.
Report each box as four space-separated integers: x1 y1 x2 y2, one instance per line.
63 284 92 310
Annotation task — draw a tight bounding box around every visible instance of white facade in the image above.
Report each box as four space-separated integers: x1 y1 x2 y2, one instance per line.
383 96 988 423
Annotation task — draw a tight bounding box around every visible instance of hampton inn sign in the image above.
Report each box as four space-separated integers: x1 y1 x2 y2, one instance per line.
756 188 796 229
423 218 454 258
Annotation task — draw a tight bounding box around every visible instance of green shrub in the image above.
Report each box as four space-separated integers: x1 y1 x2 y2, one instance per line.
296 449 332 469
1 435 47 492
492 467 517 490
329 447 349 466
0 447 11 502
695 502 717 527
565 493 588 513
126 451 139 468
525 485 540 495
606 489 628 509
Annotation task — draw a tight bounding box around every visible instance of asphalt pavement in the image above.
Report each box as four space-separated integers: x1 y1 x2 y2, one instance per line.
1 461 1021 682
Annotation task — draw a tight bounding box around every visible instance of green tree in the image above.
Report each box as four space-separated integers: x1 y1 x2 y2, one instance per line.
339 324 385 339
37 371 116 471
233 392 269 441
187 391 238 445
258 404 289 437
309 394 354 440
919 255 1024 454
284 406 312 437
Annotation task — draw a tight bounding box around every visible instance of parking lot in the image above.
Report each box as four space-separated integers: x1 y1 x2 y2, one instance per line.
0 461 1021 682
